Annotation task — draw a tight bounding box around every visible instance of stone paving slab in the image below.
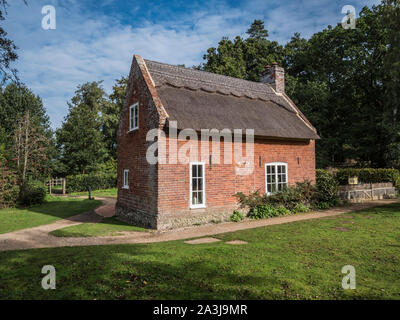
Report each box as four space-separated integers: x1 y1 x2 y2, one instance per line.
184 237 221 244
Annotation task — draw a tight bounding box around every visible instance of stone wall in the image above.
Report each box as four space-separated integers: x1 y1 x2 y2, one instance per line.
338 182 396 202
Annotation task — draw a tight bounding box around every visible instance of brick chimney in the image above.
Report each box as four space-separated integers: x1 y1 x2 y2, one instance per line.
259 62 285 93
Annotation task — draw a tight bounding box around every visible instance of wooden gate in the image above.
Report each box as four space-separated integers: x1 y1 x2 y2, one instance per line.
47 177 66 194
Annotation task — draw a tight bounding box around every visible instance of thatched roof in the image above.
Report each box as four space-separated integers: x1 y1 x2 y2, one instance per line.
144 59 319 140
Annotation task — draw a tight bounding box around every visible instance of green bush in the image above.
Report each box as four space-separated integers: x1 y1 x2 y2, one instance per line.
66 173 117 193
315 169 339 203
0 158 20 208
335 168 400 189
235 190 267 211
230 210 244 222
276 205 291 215
18 180 46 206
292 203 310 213
249 204 279 219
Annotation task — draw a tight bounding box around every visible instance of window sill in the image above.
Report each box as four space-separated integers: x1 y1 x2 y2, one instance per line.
121 186 129 190
127 128 138 133
190 205 206 210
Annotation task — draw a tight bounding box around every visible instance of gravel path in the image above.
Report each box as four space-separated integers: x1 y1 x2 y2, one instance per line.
0 198 398 252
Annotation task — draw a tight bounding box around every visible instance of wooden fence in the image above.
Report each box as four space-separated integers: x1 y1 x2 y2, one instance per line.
47 177 66 194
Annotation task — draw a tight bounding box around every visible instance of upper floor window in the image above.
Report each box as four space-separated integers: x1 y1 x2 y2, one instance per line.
190 162 206 208
129 103 139 131
265 162 288 194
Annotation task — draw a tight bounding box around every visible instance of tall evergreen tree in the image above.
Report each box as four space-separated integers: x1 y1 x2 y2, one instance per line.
56 82 108 175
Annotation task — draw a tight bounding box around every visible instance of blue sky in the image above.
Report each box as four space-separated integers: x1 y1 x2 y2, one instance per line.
3 0 381 129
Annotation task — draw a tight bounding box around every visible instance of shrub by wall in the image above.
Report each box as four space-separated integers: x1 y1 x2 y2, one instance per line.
66 173 117 193
315 169 339 203
335 168 400 189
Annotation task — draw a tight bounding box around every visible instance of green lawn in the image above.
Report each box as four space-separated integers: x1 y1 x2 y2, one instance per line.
68 188 117 198
50 216 147 237
0 196 102 234
1 203 400 299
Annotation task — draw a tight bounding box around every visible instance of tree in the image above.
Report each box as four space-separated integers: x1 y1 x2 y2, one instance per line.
12 111 50 183
0 83 53 180
56 82 109 175
0 0 27 83
103 76 128 160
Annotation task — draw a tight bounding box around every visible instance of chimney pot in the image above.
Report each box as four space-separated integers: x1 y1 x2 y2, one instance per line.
259 63 285 93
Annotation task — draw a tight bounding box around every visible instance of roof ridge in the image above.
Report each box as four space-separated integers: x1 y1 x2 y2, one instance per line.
144 59 274 93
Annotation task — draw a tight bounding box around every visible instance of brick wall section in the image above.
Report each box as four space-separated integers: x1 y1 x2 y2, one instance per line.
116 55 165 228
157 137 315 227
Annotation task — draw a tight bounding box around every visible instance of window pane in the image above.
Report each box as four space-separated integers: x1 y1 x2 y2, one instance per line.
192 192 198 205
278 166 281 174
271 174 276 183
197 165 203 177
192 178 198 191
198 178 203 191
197 192 203 204
192 165 197 178
267 184 271 193
271 184 276 193
271 166 275 174
267 166 271 174
281 165 286 174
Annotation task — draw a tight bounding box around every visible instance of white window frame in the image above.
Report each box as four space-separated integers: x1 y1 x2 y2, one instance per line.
129 103 139 131
122 169 129 189
190 162 206 209
265 162 288 195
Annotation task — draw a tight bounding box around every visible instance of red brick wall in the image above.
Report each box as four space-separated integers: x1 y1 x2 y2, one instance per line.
116 56 161 217
157 136 315 216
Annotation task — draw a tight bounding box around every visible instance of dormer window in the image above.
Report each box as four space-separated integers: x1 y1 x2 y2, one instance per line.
129 103 139 131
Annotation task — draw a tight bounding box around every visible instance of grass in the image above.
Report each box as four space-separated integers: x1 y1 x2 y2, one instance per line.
67 188 117 198
0 195 102 234
50 217 147 237
1 203 400 299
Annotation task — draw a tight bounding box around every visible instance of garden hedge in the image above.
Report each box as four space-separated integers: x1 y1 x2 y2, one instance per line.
66 173 117 193
335 168 400 189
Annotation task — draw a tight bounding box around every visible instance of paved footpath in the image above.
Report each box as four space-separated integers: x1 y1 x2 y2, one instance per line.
0 198 399 252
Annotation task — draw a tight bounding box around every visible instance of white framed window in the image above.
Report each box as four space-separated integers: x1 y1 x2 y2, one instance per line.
129 103 139 131
190 162 206 208
122 169 129 189
265 162 288 194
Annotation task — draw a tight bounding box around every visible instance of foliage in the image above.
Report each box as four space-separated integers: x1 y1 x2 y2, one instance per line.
230 210 244 222
315 169 339 203
0 156 19 208
0 0 27 83
199 2 400 169
66 172 117 193
18 180 46 206
292 203 310 213
249 204 279 219
0 83 54 182
12 111 51 183
234 190 267 212
56 82 109 175
335 168 400 188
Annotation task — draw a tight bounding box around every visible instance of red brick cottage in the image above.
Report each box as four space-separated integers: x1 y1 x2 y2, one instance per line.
116 55 319 230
